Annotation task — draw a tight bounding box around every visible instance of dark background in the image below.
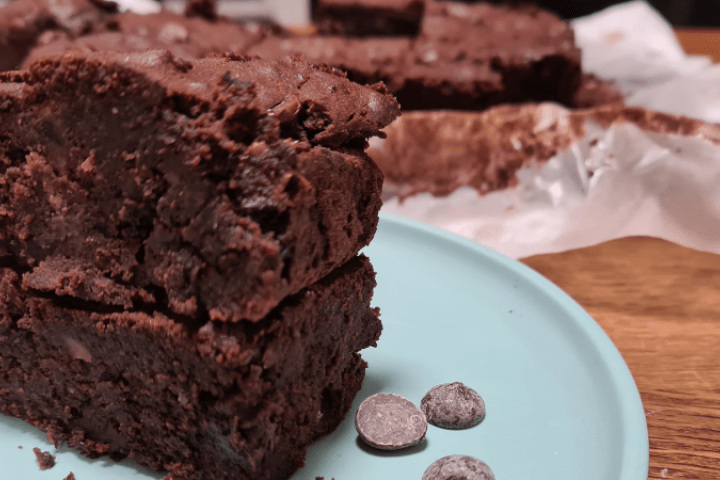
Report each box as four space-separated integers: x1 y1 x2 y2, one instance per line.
535 0 720 26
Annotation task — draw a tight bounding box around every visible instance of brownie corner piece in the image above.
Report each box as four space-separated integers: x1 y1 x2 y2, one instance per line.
0 50 398 323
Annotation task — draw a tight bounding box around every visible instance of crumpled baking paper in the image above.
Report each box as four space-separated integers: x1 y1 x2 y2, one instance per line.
382 118 720 258
383 0 720 259
572 0 720 123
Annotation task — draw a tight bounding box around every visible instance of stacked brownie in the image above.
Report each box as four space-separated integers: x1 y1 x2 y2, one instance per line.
0 50 398 479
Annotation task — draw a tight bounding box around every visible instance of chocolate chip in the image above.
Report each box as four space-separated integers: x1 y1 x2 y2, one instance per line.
355 393 427 450
422 455 495 480
421 382 485 429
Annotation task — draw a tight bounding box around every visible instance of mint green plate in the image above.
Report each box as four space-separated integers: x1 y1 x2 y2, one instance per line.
1 213 648 480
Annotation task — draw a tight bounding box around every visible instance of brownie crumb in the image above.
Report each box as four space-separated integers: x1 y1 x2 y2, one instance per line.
64 473 76 480
32 447 56 470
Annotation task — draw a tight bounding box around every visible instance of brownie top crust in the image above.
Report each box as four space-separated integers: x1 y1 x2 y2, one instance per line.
418 1 578 63
0 51 398 323
250 1 585 111
19 50 399 147
21 11 269 71
0 0 116 71
1 0 275 73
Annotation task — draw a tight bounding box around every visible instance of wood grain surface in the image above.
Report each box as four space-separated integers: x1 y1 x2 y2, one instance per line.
521 237 720 480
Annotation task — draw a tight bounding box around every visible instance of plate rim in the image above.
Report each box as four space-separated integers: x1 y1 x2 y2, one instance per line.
375 211 650 480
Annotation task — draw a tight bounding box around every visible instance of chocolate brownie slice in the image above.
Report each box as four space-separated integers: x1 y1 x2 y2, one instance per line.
1 0 277 72
371 104 707 201
21 11 271 69
0 0 116 71
311 0 426 36
248 35 412 94
400 0 582 110
1 254 382 480
252 2 584 111
0 51 397 322
368 105 586 199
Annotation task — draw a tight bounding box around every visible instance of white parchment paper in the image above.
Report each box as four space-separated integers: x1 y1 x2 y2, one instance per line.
572 0 720 123
383 0 720 258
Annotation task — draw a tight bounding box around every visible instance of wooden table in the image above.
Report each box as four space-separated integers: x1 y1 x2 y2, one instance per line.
521 238 720 480
518 31 720 480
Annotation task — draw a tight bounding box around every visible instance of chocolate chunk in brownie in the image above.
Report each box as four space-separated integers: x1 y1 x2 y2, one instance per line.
0 50 397 322
1 255 382 480
312 0 426 36
33 447 56 470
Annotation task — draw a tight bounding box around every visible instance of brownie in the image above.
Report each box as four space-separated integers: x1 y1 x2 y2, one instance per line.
0 50 397 322
371 104 712 201
368 105 586 199
1 254 382 480
0 0 116 71
311 0 426 36
247 35 412 94
251 2 584 111
572 73 624 109
21 11 271 68
400 0 582 110
183 0 218 21
0 0 279 72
